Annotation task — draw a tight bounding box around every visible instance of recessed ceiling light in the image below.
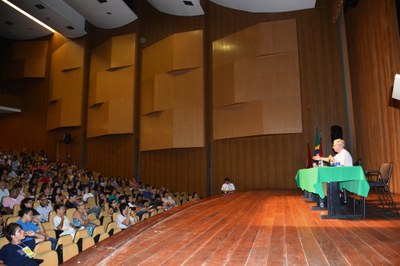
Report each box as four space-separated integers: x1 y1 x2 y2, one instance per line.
1 0 56 33
34 4 45 10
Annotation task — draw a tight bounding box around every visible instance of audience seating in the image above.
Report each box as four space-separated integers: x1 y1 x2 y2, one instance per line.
0 148 200 265
0 237 8 249
34 250 58 266
112 211 120 222
66 208 75 223
12 204 20 217
61 243 79 262
34 240 52 254
56 235 73 250
2 214 13 225
86 197 96 209
48 211 56 229
105 221 118 234
98 232 109 242
140 212 150 221
6 216 19 225
82 237 95 251
42 222 52 231
73 229 88 244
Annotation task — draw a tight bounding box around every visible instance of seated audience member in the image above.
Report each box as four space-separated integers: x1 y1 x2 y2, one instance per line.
13 182 26 198
134 194 153 220
74 180 83 196
41 185 52 201
161 192 177 210
0 169 11 181
97 192 106 210
0 223 45 266
0 181 9 202
104 180 114 194
191 192 201 201
108 199 119 216
72 200 96 236
35 194 53 223
142 186 153 200
81 187 101 218
118 195 127 204
2 188 25 214
82 186 94 203
25 184 38 199
51 186 64 204
0 214 3 236
127 195 136 209
18 198 40 217
108 188 118 203
53 203 76 240
65 191 78 209
117 203 135 229
221 178 236 193
17 208 57 250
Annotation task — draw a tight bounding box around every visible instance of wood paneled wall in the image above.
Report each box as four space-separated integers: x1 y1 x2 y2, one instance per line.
136 0 207 195
208 2 346 194
4 0 395 197
84 23 138 177
345 0 400 193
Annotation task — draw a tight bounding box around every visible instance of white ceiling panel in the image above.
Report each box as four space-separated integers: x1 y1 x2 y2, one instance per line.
210 0 316 13
147 0 204 16
0 1 51 40
8 0 86 38
64 0 137 29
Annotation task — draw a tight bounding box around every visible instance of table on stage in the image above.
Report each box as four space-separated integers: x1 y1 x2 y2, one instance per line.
295 166 370 219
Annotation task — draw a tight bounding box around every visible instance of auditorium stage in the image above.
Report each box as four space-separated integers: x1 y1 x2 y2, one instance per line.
63 190 400 265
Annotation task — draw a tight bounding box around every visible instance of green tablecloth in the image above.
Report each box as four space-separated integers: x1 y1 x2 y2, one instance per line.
295 166 370 198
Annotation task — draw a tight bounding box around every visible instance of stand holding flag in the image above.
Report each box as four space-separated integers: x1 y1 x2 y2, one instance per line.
314 127 321 155
306 142 312 168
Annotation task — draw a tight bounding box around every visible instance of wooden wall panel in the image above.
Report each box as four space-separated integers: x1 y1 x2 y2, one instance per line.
87 33 135 138
1 40 48 81
86 134 136 178
140 30 204 150
212 20 302 140
345 0 400 193
141 148 207 197
47 40 85 130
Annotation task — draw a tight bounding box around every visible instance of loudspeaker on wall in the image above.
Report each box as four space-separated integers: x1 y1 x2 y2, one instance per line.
330 125 343 143
63 133 72 144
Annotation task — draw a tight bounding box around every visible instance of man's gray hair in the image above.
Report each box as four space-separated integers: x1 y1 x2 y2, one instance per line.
333 138 345 147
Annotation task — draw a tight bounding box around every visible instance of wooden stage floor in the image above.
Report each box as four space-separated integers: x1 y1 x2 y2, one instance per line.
64 190 400 265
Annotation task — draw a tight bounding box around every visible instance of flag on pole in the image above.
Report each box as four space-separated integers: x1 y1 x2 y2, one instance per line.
306 142 313 168
319 134 323 157
314 127 321 155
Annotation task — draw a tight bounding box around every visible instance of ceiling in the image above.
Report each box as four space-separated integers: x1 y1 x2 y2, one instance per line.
0 0 316 41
